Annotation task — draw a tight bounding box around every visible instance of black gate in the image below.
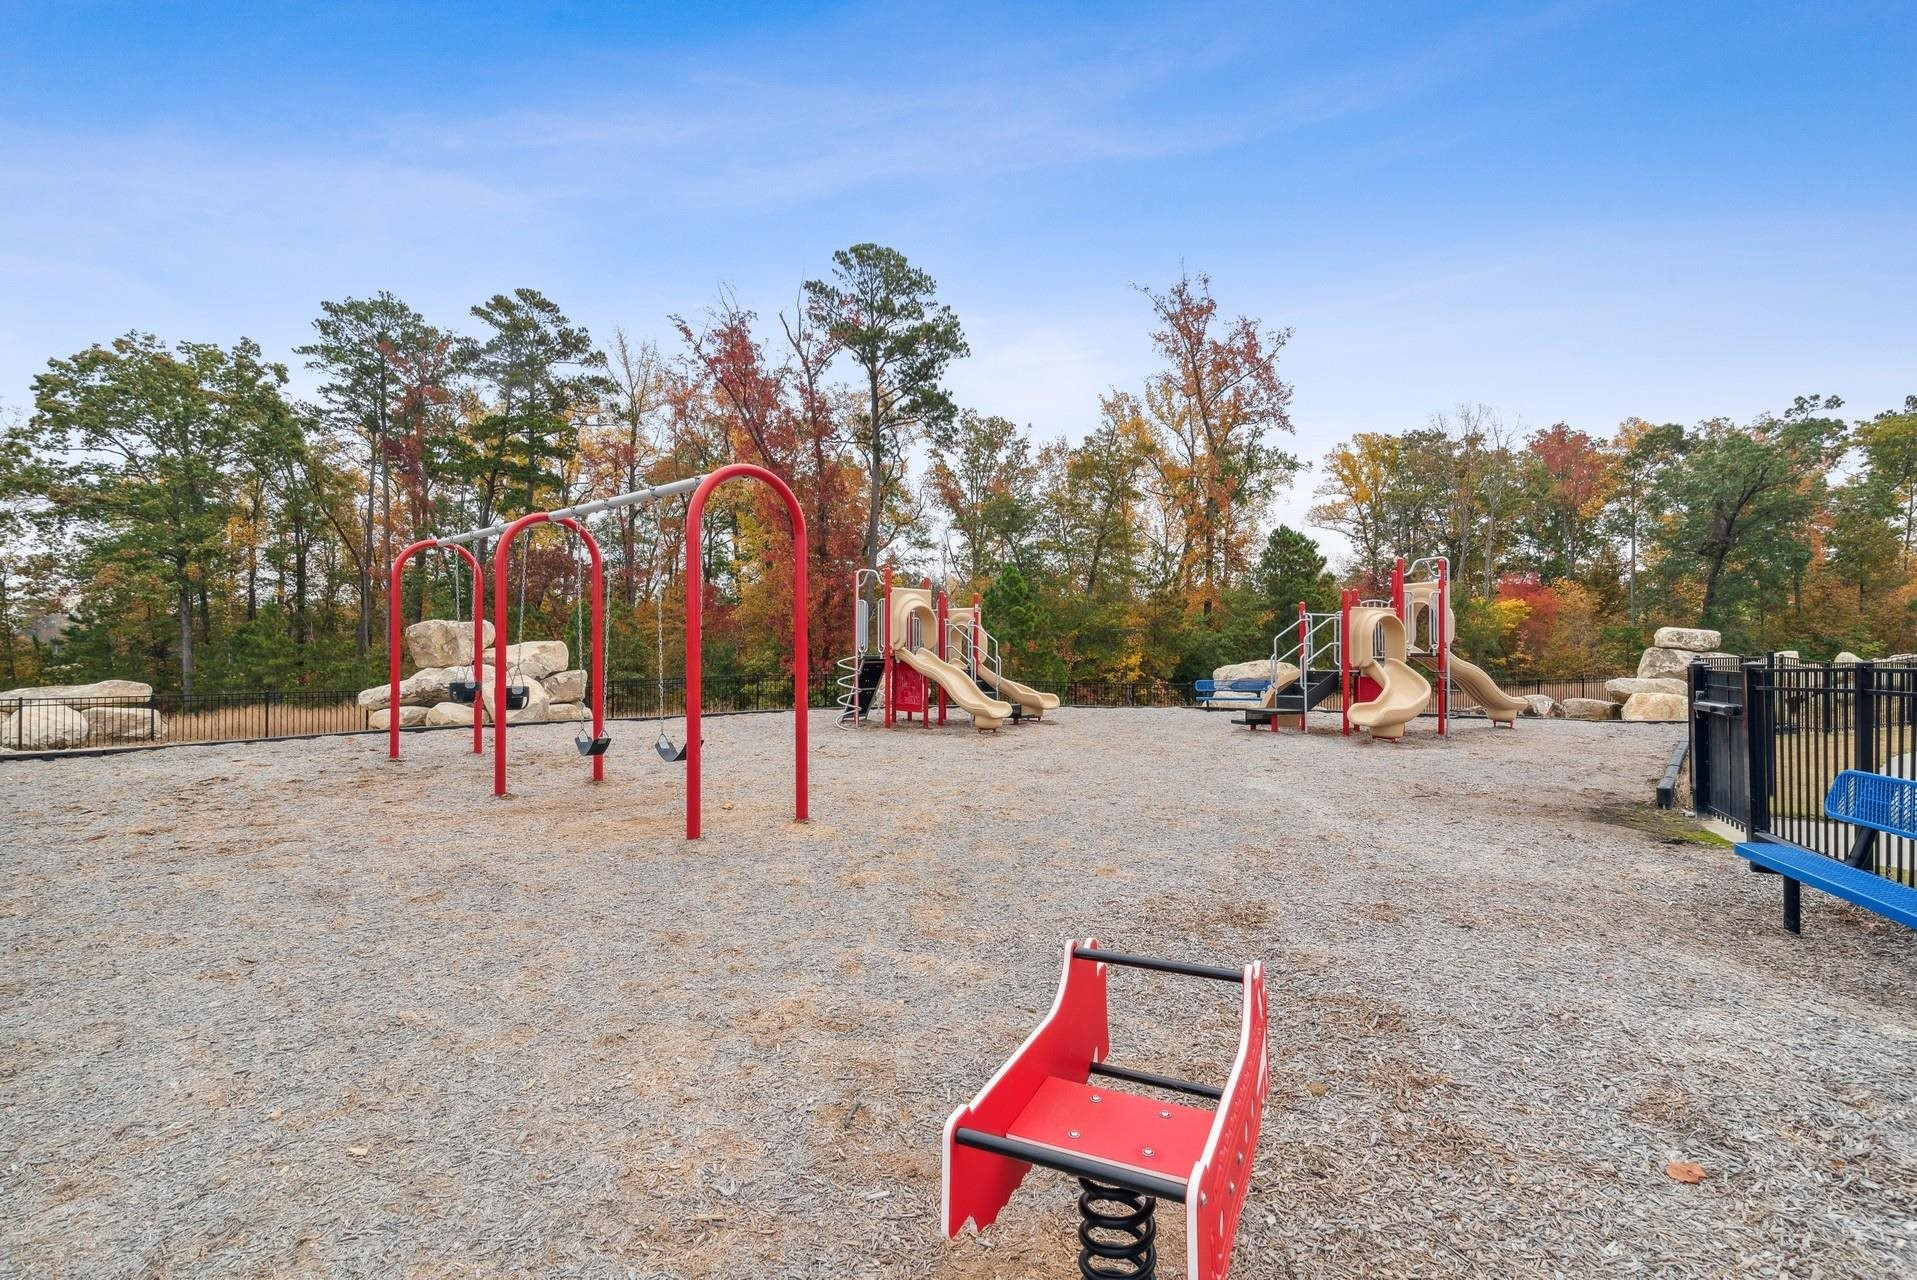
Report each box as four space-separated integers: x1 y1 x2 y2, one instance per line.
1689 659 1748 828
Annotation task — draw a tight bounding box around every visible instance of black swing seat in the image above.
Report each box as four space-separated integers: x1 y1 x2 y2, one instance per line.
655 734 689 763
448 680 478 705
504 685 530 710
576 734 613 757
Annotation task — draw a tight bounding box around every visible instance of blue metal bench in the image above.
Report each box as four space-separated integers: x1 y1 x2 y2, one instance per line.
1734 770 1917 934
1194 676 1271 709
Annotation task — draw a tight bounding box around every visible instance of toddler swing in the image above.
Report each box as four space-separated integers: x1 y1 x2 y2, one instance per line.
447 552 481 705
567 519 612 758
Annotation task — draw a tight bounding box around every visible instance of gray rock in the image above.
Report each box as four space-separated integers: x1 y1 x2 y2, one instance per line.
2 703 91 749
479 671 551 724
1773 650 1800 663
544 669 588 705
1833 650 1863 665
1604 676 1688 703
1652 626 1722 652
81 706 169 743
1560 697 1619 721
1636 647 1695 680
425 701 478 728
1621 691 1687 722
1212 658 1301 690
500 641 568 681
1521 694 1560 718
405 618 495 669
357 666 475 711
0 678 153 705
370 705 430 731
547 702 587 722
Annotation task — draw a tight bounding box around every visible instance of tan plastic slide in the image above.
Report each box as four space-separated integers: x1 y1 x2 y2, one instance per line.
1441 654 1529 724
894 646 1014 729
977 665 1061 717
1345 606 1430 740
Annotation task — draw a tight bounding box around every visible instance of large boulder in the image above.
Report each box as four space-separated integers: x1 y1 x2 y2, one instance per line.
356 666 475 711
0 679 153 706
82 706 169 743
547 702 586 722
1773 650 1800 664
1212 659 1301 691
478 670 551 724
2 703 91 749
370 705 430 731
1652 627 1722 653
1636 647 1696 680
1604 676 1688 703
499 641 568 681
405 618 494 669
1833 651 1863 665
425 701 477 727
1521 694 1561 718
544 669 588 705
1621 691 1687 722
1560 697 1619 722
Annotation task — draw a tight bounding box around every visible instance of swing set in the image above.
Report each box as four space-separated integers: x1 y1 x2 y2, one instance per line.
385 464 809 839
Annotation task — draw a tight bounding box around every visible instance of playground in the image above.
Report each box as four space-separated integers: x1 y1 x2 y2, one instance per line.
6 709 1914 1278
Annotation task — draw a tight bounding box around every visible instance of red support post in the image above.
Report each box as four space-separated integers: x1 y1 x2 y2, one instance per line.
684 463 810 840
937 588 948 727
1294 600 1308 732
882 566 894 729
1391 556 1406 621
489 514 606 796
1435 559 1449 738
1340 589 1353 737
388 538 486 760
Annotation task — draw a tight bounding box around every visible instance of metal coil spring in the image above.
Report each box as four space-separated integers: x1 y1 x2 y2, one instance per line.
1076 1178 1157 1278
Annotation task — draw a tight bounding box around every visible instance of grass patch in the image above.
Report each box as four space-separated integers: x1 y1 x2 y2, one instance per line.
1590 803 1732 847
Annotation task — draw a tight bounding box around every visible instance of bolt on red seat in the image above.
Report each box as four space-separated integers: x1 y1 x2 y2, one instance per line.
942 938 1269 1279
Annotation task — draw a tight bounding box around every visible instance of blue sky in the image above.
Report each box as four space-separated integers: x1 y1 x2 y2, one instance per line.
2 1 1912 538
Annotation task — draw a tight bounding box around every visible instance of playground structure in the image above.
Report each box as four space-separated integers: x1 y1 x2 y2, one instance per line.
838 565 1058 731
944 940 1268 1279
383 463 810 839
386 538 488 759
1228 555 1527 740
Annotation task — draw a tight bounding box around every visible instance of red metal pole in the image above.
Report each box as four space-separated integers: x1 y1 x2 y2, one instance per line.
388 539 435 759
1295 600 1308 732
553 517 607 783
1392 557 1406 620
452 544 486 756
883 566 894 729
971 593 981 680
491 512 554 798
1436 560 1450 738
388 540 487 759
684 463 809 840
937 588 948 726
1340 589 1353 737
922 576 934 730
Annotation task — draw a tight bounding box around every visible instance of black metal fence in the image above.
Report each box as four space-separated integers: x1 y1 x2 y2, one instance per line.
1691 657 1917 886
1 667 1627 758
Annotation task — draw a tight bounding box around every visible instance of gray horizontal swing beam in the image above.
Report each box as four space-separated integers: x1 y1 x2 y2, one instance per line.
430 475 708 548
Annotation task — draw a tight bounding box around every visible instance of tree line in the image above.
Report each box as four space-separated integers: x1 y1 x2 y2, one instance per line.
1 246 1911 697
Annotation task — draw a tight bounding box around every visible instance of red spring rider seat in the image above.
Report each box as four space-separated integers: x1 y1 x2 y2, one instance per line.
942 939 1269 1279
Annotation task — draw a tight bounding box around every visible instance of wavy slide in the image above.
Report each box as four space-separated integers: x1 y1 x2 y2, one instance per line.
977 666 1061 717
1425 654 1528 724
1347 657 1430 740
894 647 1014 729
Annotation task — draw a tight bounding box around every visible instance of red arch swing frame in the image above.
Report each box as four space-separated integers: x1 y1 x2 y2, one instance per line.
682 463 809 839
490 513 607 795
387 539 487 759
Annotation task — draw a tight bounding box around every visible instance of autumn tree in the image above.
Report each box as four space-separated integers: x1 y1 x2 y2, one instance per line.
928 410 1040 584
803 244 967 584
1136 271 1297 603
297 292 434 654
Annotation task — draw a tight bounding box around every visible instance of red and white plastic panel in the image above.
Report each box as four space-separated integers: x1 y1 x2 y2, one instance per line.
941 938 1111 1235
1185 960 1268 1280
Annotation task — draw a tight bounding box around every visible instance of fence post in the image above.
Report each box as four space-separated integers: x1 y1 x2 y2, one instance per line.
264 690 273 739
1687 660 1705 813
1743 660 1770 837
1849 661 1878 870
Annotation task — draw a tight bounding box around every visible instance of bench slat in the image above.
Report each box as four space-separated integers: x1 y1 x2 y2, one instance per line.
1735 840 1917 930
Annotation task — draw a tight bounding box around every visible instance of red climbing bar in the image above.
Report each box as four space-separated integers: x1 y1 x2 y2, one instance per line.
683 463 809 839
